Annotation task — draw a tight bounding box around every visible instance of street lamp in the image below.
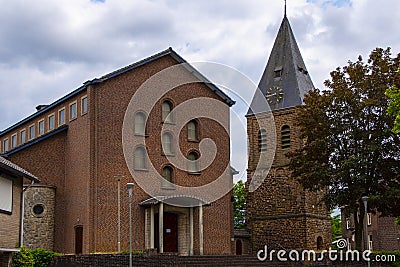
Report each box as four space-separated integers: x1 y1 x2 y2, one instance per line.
361 195 370 267
115 174 124 253
127 183 134 267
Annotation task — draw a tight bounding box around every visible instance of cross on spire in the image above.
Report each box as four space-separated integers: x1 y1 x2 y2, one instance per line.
284 0 287 17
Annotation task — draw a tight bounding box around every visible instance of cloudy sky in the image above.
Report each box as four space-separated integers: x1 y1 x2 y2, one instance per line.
1 0 399 181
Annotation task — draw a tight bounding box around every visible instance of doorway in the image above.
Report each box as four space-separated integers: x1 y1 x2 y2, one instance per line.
154 212 178 252
74 226 83 254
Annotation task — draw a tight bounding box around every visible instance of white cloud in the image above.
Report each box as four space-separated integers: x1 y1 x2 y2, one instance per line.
1 0 399 179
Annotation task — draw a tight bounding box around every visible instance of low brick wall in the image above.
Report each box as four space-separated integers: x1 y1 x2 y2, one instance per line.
49 254 394 267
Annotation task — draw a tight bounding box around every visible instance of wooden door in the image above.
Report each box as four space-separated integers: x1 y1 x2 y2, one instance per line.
154 212 178 253
75 226 83 254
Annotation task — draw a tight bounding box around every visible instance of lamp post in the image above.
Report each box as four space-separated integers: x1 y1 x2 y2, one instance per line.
115 174 124 253
362 195 370 267
127 183 134 267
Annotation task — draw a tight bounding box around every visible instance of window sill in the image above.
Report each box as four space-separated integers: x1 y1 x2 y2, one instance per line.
69 117 77 122
134 168 149 172
188 171 201 175
134 133 149 138
161 185 176 190
161 121 175 125
161 153 175 157
188 139 199 143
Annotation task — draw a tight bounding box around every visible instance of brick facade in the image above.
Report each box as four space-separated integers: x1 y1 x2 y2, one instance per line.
0 48 234 255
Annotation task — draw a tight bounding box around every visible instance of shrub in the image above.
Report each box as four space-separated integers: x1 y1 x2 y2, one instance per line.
30 248 60 267
11 247 34 267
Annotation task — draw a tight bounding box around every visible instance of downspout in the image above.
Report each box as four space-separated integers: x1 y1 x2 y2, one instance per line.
20 180 35 247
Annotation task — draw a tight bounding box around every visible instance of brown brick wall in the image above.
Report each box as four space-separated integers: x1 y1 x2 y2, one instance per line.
0 176 22 248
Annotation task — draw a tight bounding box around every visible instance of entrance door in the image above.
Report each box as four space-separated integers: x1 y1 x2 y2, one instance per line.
154 212 178 252
75 226 83 254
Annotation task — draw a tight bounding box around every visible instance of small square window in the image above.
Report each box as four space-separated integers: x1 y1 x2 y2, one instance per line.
20 130 26 145
48 114 55 130
70 102 77 121
59 108 65 126
3 139 9 153
38 120 45 135
11 134 17 148
29 125 35 140
81 96 88 115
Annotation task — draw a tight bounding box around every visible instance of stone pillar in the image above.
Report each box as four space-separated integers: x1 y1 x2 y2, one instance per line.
150 205 154 249
159 202 164 253
189 207 194 255
199 205 203 255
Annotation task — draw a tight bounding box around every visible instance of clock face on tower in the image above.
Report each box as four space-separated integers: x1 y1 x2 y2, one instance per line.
266 86 284 104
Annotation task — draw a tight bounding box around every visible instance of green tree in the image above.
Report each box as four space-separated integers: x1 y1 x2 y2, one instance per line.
233 180 246 229
331 211 342 242
386 68 400 133
289 48 400 250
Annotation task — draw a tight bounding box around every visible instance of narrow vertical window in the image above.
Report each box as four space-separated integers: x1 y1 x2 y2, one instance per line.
20 130 26 145
134 146 146 169
188 120 198 141
29 125 35 140
38 120 45 135
81 96 88 115
258 129 267 152
188 152 199 173
11 134 17 149
48 114 55 131
162 133 173 155
3 139 9 153
134 112 146 135
162 166 174 186
367 213 372 226
70 102 77 120
59 108 65 126
162 101 173 123
281 125 291 149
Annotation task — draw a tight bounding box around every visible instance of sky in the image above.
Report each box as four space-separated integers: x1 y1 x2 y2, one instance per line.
0 0 399 182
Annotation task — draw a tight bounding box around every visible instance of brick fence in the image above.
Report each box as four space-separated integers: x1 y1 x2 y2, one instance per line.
49 254 394 267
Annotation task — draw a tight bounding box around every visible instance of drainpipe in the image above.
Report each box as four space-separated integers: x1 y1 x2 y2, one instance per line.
20 180 35 247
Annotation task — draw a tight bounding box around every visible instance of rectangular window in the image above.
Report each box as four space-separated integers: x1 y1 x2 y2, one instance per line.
11 134 17 148
3 139 9 153
346 219 350 230
48 114 55 131
367 213 372 226
38 119 45 135
59 108 65 126
81 96 88 115
20 130 26 145
368 235 373 250
29 124 35 140
70 102 77 121
0 176 13 214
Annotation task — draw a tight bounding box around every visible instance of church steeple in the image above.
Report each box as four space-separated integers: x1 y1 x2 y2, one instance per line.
249 15 314 113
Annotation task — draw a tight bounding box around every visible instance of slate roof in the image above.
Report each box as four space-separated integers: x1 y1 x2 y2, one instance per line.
0 48 235 136
0 156 40 182
248 15 314 114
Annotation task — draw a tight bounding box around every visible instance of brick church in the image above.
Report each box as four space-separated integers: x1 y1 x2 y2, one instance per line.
1 12 337 256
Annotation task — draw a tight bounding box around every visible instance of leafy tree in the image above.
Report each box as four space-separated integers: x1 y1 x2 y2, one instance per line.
289 48 400 250
331 210 342 242
233 180 246 229
386 68 400 133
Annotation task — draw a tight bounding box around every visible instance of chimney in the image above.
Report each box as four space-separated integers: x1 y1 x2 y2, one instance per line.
36 105 48 111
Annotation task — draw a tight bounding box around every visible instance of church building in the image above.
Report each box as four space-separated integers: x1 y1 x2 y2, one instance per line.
244 13 332 254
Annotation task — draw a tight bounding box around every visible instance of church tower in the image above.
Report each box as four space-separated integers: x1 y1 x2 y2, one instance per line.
245 13 331 253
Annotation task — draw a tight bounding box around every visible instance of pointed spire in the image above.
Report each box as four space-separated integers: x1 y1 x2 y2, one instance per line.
248 15 314 114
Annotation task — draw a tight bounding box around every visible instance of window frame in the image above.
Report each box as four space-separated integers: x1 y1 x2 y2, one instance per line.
3 138 9 153
11 134 17 149
187 151 200 174
161 165 175 189
0 175 13 214
69 101 77 121
188 120 199 142
20 129 26 145
134 111 147 136
28 124 35 140
367 213 372 226
48 113 55 131
162 100 173 123
81 95 88 115
58 108 66 126
258 129 267 152
38 119 45 136
134 146 147 170
281 125 291 150
162 132 174 155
